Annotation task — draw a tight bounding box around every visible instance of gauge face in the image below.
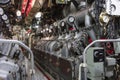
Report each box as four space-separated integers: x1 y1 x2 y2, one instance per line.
35 12 42 18
16 10 21 16
0 8 4 15
68 16 75 23
53 22 58 27
103 15 109 23
2 14 8 21
0 0 10 4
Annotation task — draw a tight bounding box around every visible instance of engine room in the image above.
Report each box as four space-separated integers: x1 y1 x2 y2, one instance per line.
0 0 120 80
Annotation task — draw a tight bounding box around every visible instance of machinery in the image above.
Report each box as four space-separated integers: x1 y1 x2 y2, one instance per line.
1 0 120 80
32 0 120 80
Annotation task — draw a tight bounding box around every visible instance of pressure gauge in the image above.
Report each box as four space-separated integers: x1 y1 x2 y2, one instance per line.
35 12 42 18
16 10 21 16
0 7 4 15
102 15 110 23
99 12 110 25
2 14 8 21
53 22 58 27
68 16 75 23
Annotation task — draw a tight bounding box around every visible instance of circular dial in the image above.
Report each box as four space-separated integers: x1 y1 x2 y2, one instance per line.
16 10 21 16
53 22 58 27
103 15 110 23
68 16 75 23
35 12 42 18
2 14 8 21
0 8 4 15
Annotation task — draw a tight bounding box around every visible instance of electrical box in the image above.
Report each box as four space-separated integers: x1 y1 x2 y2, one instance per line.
56 0 68 4
86 47 105 80
105 0 120 16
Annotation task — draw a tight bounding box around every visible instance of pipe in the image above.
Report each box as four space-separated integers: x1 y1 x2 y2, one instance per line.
85 13 98 46
29 33 35 49
80 39 120 80
60 8 89 24
0 39 34 74
78 62 83 80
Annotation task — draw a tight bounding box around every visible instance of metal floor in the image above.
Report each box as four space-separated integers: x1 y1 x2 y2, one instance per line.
34 66 48 80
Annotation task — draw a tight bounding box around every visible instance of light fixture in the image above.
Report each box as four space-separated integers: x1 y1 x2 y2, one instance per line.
53 22 58 27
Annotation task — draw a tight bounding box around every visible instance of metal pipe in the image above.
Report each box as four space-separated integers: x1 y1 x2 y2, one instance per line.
60 8 89 24
85 13 98 46
79 39 120 80
29 33 35 49
0 39 34 73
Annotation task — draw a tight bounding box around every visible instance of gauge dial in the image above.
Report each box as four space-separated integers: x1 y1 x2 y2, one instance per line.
2 14 8 21
16 10 21 16
103 15 110 23
68 16 75 23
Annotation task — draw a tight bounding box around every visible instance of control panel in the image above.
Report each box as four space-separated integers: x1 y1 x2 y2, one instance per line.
86 47 105 80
